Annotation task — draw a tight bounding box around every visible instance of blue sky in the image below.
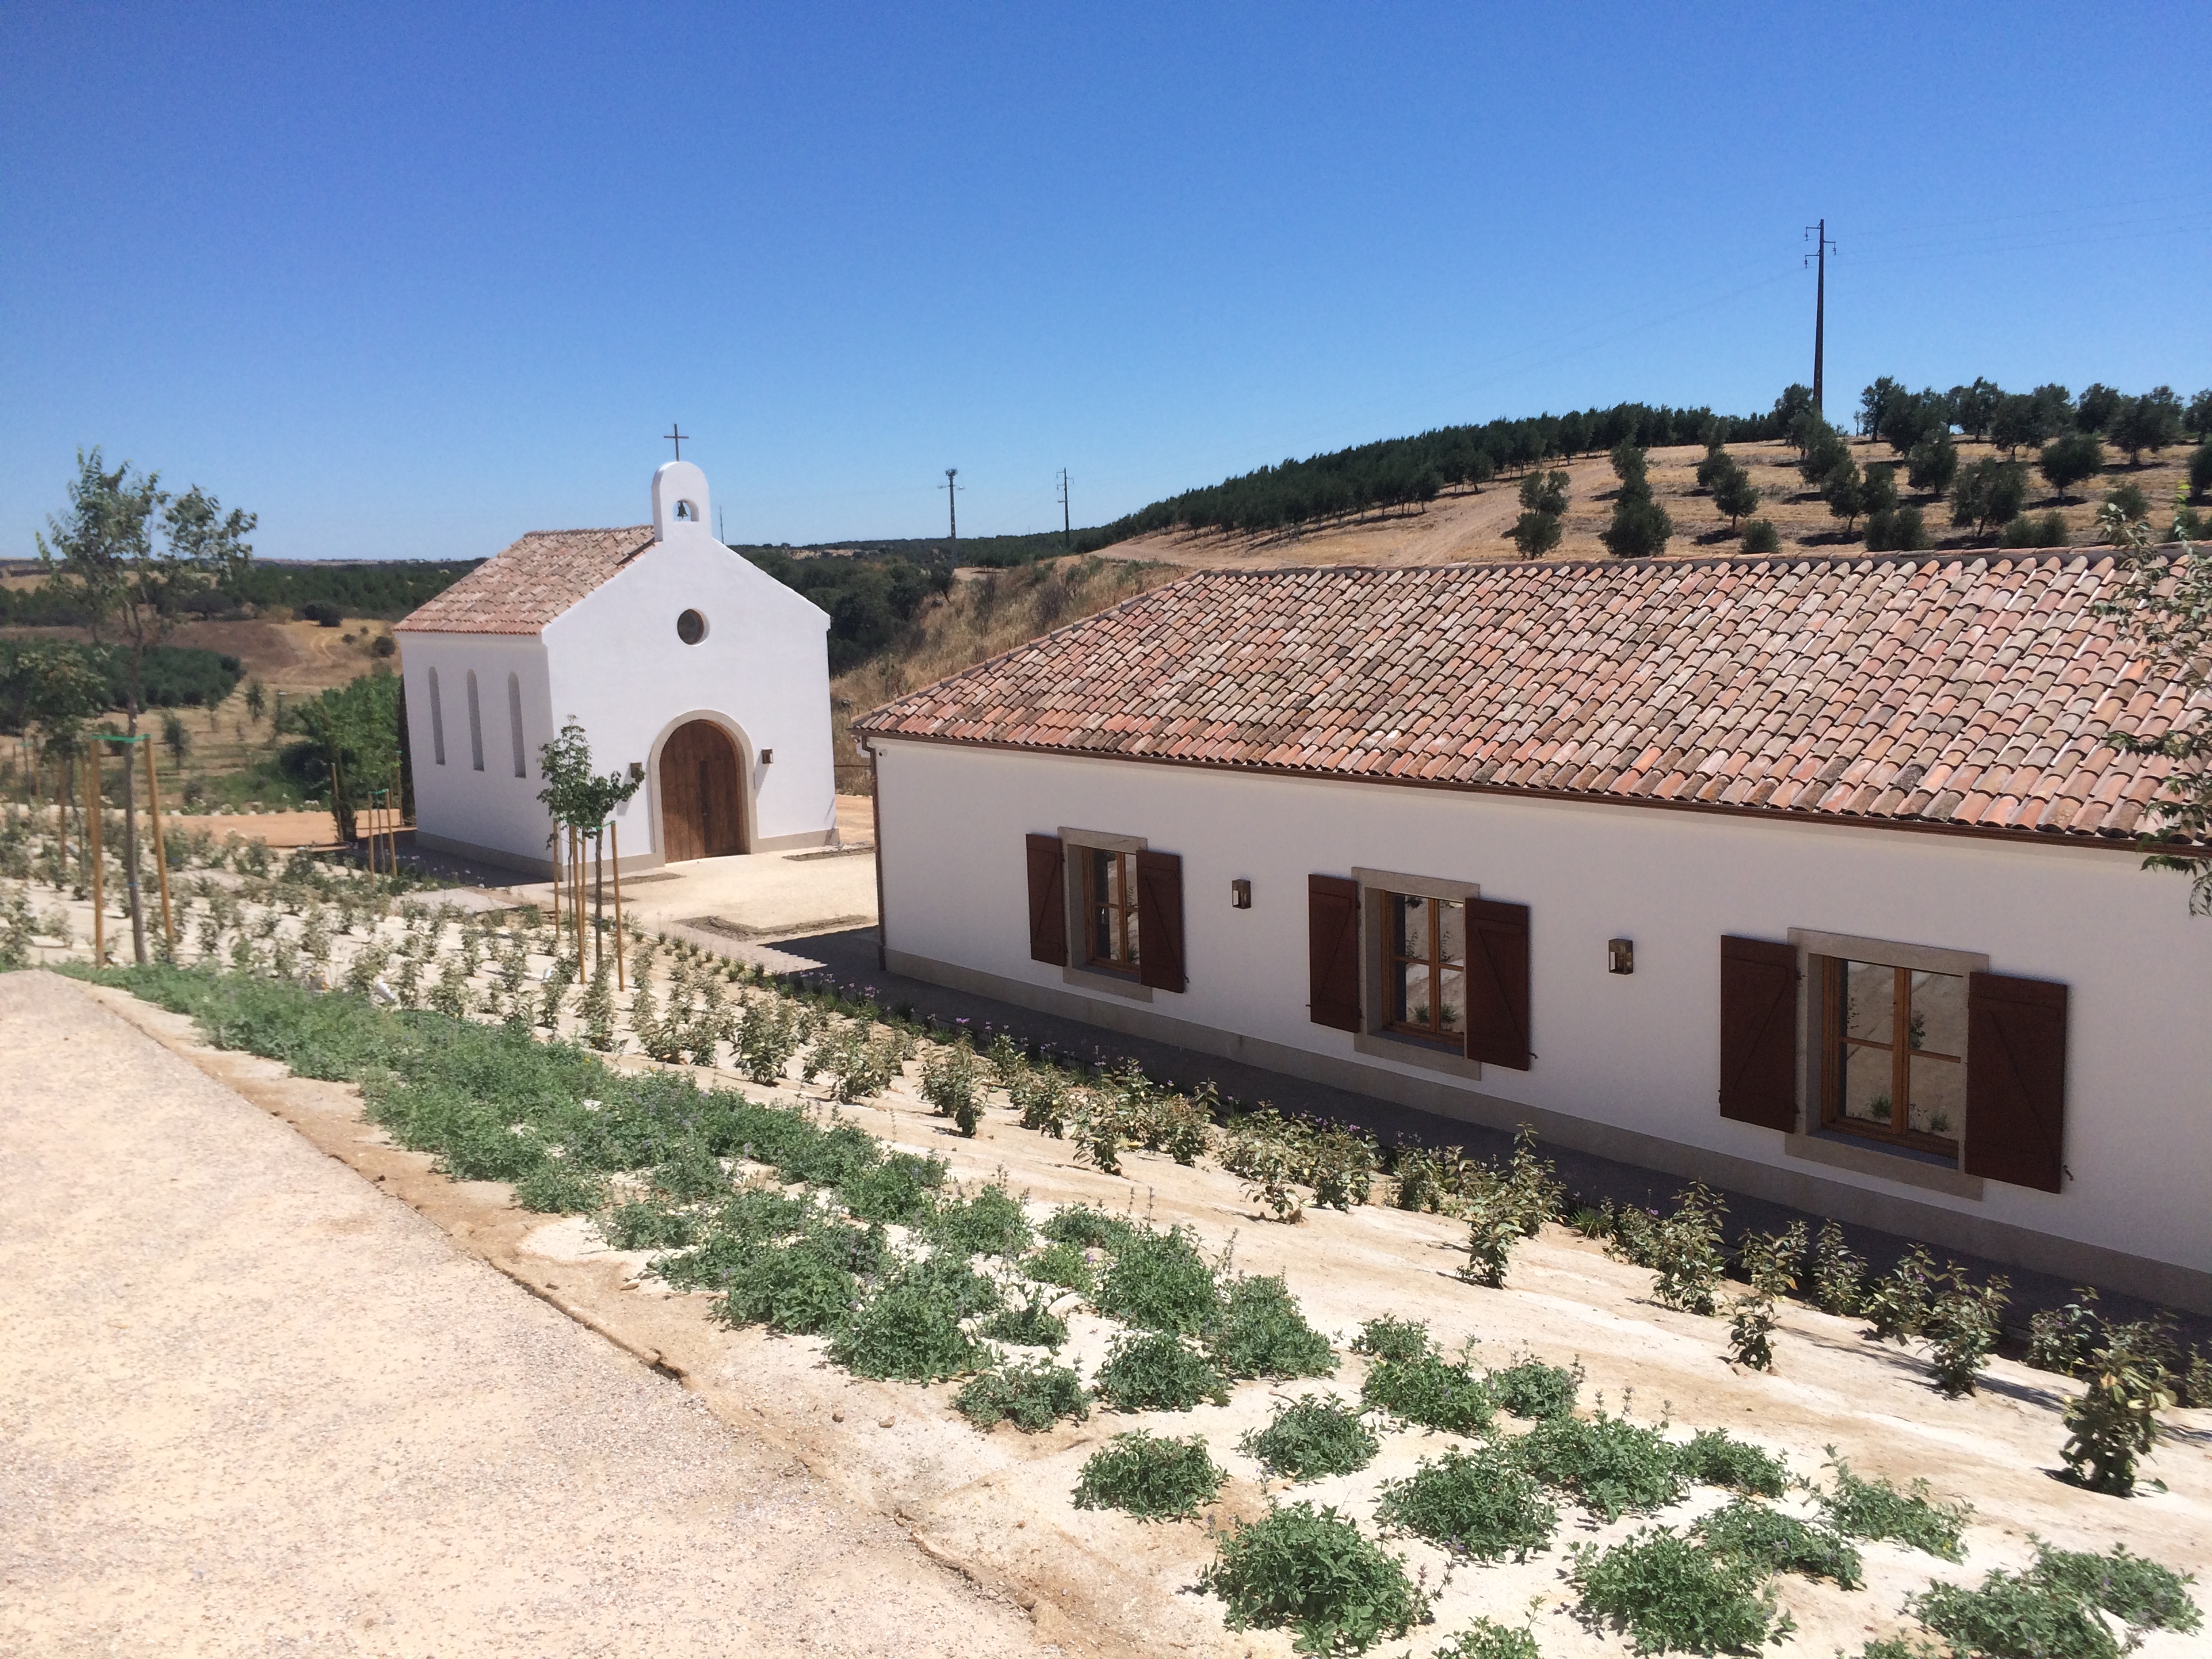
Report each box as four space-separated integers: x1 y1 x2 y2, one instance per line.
3 2 2206 561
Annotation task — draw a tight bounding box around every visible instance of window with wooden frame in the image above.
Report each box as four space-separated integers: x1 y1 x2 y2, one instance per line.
1386 892 1465 1045
1818 958 1966 1154
1082 846 1141 976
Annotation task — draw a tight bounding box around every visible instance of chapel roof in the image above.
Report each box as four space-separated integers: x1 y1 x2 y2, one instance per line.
395 526 657 635
853 552 2204 845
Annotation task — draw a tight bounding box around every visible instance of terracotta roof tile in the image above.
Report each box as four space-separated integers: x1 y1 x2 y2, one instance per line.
396 526 656 635
855 553 2207 846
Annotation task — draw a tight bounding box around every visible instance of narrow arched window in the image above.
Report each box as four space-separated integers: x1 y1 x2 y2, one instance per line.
508 672 525 778
466 671 485 771
427 668 447 765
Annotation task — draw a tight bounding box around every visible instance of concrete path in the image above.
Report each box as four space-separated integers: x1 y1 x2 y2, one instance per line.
0 970 1051 1658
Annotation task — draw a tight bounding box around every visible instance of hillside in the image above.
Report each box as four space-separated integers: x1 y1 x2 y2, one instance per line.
1098 436 2203 571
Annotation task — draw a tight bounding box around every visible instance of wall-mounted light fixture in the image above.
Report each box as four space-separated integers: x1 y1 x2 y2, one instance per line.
760 747 775 765
1230 878 1252 909
1608 937 1635 975
628 760 645 783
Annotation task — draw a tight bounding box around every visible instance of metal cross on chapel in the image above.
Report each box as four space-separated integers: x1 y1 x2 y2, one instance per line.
665 424 690 459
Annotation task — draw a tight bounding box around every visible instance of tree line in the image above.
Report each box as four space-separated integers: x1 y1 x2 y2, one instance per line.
0 555 480 628
736 546 956 674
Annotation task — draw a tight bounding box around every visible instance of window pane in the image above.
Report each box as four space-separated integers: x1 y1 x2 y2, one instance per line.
1910 970 1966 1058
1437 899 1465 968
1844 961 1894 1044
1123 867 1140 965
1841 1043 1893 1126
1437 967 1465 1036
1393 895 1431 962
1395 962 1433 1028
1088 851 1114 963
1908 1054 1963 1140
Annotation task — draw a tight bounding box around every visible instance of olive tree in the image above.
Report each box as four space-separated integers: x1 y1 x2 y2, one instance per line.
2038 433 2104 504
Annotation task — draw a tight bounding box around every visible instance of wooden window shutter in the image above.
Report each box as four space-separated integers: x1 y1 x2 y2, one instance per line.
1307 875 1361 1031
1463 898 1530 1069
1135 849 1186 992
1025 834 1067 966
1965 971 2068 1193
1719 936 1799 1130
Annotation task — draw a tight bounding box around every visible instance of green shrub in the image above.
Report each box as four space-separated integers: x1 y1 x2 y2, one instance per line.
1361 1354 1492 1435
1862 1245 1939 1343
1740 519 1780 556
1200 1502 1432 1656
1094 1225 1220 1334
2026 1287 2106 1376
1486 1355 1580 1420
1207 1274 1336 1379
1351 1315 1433 1363
1023 1237 1096 1293
955 1358 1088 1433
827 1278 989 1380
1807 1221 1866 1315
1692 1498 1861 1588
979 1296 1069 1349
1641 1185 1727 1316
2062 1323 2176 1496
719 1240 859 1335
1912 1570 2123 1659
1374 1446 1558 1562
930 1180 1032 1256
2025 1540 2200 1634
1568 1528 1792 1656
1072 1431 1225 1519
1677 1430 1789 1498
1040 1202 1136 1251
837 1150 947 1225
1240 1395 1380 1481
1511 1412 1684 1521
512 1158 606 1214
1431 1618 1542 1659
1925 1269 2009 1395
920 1039 983 1135
1816 1453 1969 1560
600 1194 700 1250
1724 1294 1779 1372
1092 1332 1231 1412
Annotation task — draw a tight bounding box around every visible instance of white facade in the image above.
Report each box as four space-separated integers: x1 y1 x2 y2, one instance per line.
399 462 835 873
872 738 2212 1312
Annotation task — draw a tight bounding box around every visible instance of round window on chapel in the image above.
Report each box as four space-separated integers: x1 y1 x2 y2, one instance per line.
676 609 707 645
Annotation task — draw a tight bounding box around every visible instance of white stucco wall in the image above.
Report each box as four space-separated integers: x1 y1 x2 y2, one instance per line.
872 738 2212 1292
397 462 835 869
399 633 555 865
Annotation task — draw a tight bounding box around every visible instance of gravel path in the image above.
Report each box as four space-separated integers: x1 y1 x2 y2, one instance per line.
0 970 1054 1658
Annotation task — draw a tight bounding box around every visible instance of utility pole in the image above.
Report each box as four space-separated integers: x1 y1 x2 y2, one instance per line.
940 468 962 541
1804 219 1835 415
1057 469 1071 549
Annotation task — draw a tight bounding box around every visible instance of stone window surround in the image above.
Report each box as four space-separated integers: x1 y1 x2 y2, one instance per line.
1349 865 1485 1082
1057 825 1153 1003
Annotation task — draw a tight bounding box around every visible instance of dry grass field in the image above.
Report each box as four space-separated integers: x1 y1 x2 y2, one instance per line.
1101 440 2200 571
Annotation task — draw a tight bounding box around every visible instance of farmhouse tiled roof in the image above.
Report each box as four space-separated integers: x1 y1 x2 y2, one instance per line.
855 553 2205 844
395 527 657 634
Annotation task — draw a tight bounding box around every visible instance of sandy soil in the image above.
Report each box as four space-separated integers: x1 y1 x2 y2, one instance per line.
35 968 2211 1659
0 972 1058 1659
1101 440 2199 572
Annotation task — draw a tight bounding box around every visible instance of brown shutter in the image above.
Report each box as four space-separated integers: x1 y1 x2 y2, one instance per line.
1025 833 1066 965
1965 971 2068 1192
1719 936 1799 1130
1135 848 1186 992
1464 898 1530 1069
1307 875 1361 1031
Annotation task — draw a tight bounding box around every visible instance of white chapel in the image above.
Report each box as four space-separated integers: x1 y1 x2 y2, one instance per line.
395 461 835 875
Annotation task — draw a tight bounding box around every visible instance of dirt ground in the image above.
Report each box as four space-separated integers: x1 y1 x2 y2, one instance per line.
1101 440 2198 572
0 972 1058 1659
19 967 2207 1659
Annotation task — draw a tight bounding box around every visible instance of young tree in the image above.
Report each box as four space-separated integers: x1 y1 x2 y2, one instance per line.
160 710 190 768
1509 512 1562 557
1796 422 1850 488
1908 430 1960 497
536 716 644 968
287 674 400 842
2187 388 2212 445
1950 459 2029 537
1823 459 1866 534
1946 378 2001 442
1714 466 1760 529
2102 480 2150 527
1989 393 2049 457
1772 384 1815 445
244 678 267 723
2191 441 2212 503
1518 469 1568 517
1859 377 1907 445
1608 438 1648 495
1740 519 1781 555
2038 433 2105 504
37 449 255 963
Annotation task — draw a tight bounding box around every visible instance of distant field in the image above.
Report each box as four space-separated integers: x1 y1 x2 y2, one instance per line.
1100 438 2198 571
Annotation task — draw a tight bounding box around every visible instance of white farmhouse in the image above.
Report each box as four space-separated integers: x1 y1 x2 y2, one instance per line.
857 553 2212 1313
395 461 835 874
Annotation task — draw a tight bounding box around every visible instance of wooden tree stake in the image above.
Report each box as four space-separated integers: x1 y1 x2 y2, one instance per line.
143 745 173 954
611 822 624 991
87 753 104 966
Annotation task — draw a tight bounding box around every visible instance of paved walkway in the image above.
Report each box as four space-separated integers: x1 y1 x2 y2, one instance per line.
0 970 1051 1659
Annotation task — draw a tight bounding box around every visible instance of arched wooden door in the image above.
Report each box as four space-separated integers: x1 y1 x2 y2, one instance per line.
659 720 745 861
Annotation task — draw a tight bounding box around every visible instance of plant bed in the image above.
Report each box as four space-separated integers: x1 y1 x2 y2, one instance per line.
1071 1431 1225 1519
1200 1501 1432 1656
